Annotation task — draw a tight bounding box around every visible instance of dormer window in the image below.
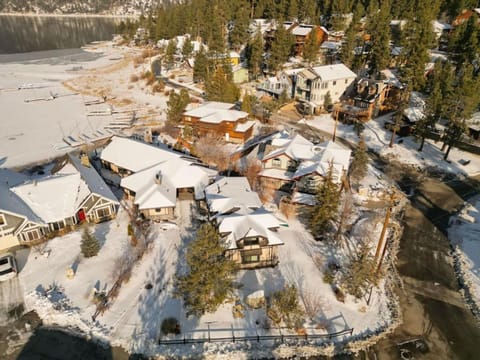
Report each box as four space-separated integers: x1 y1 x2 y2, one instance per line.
272 158 282 168
0 214 5 227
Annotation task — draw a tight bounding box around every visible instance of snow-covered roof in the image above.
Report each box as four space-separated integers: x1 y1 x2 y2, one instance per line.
258 168 294 181
431 20 452 33
293 141 351 182
11 168 90 223
184 102 248 124
263 134 316 161
291 192 316 206
218 208 284 250
321 41 341 50
292 25 313 36
310 64 357 82
205 177 262 216
100 136 181 173
68 154 118 204
380 69 403 89
0 169 42 224
235 120 256 132
121 159 214 210
403 91 425 123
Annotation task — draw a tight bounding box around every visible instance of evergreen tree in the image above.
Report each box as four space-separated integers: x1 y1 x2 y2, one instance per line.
241 93 257 114
340 21 356 67
165 39 177 70
174 223 238 317
442 65 480 160
287 0 299 20
246 28 264 78
167 89 190 123
308 164 340 237
449 16 479 66
399 1 439 91
268 21 294 72
341 243 379 298
389 91 409 147
206 66 241 103
349 137 369 183
182 37 194 60
367 0 391 78
193 47 208 83
81 227 100 258
229 2 250 51
267 284 305 329
303 28 319 64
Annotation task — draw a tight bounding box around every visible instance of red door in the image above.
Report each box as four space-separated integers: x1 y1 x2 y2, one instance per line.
78 209 86 222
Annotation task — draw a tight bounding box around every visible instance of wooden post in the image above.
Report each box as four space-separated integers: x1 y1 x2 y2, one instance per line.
374 190 398 273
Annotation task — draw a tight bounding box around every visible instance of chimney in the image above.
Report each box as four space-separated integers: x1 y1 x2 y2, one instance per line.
33 180 37 187
217 184 221 193
155 171 162 185
80 153 91 167
144 128 153 143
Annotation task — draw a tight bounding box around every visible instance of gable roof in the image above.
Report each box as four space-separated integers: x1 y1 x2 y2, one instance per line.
100 136 181 173
205 177 262 216
184 102 248 124
218 208 284 249
68 154 118 204
263 134 316 162
120 159 214 210
11 168 91 224
311 64 357 82
0 169 43 224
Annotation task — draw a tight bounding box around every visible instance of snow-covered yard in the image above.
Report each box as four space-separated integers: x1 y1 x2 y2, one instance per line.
305 114 480 177
448 196 480 319
18 195 395 358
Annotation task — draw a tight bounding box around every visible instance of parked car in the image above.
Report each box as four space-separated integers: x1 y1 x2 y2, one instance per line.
0 253 18 281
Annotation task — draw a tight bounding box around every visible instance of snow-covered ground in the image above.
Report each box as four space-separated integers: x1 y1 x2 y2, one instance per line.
17 197 395 358
304 114 480 177
448 196 480 318
0 42 170 169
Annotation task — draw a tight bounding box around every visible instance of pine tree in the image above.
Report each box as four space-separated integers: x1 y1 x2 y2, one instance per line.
323 91 332 110
193 47 208 83
442 65 480 160
268 21 294 72
242 93 257 114
341 242 378 298
81 227 100 258
167 89 190 123
165 39 177 70
303 28 319 64
174 223 238 317
267 284 305 329
229 3 250 51
349 137 369 183
246 28 264 78
340 22 356 67
182 37 193 60
308 164 340 238
367 0 391 78
206 66 240 103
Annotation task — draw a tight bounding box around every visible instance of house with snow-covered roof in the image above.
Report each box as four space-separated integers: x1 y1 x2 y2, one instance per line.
0 153 118 251
218 209 284 269
121 159 216 221
204 177 262 219
204 177 284 269
295 63 357 114
259 133 351 193
182 102 255 143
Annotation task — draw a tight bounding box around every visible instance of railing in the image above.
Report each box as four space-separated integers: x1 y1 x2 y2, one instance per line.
158 328 354 345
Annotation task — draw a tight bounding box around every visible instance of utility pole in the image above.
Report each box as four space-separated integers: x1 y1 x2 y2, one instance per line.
374 188 400 273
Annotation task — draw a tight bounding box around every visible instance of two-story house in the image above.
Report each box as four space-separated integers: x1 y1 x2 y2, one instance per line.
182 102 255 143
291 24 328 56
295 63 357 114
205 177 284 269
259 133 351 194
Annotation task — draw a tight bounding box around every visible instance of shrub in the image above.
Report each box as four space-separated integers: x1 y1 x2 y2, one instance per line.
161 317 181 335
323 270 335 284
267 284 305 329
80 227 100 258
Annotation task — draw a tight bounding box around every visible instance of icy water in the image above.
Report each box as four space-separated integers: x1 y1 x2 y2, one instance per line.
0 14 120 54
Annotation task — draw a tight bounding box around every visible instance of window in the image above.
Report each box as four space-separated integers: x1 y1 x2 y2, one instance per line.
244 237 260 246
321 82 328 89
345 79 348 84
96 206 111 219
333 80 337 86
0 214 5 226
272 158 282 168
242 249 262 263
26 229 41 242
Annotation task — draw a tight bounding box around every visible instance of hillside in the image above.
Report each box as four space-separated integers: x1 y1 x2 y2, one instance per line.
0 0 160 15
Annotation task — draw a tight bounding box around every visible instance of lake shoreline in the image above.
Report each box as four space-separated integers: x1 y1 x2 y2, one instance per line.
0 12 137 19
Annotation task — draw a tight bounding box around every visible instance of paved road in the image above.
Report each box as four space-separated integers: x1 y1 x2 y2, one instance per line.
374 175 480 360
